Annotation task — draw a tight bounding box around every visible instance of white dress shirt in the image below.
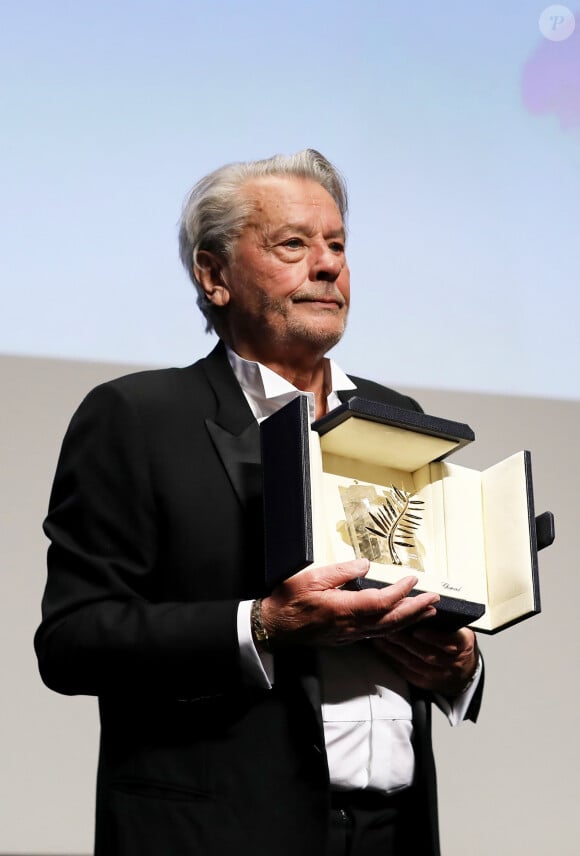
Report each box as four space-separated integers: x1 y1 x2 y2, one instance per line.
228 347 482 793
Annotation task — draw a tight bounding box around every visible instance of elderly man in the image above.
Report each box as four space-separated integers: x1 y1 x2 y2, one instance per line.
35 149 481 856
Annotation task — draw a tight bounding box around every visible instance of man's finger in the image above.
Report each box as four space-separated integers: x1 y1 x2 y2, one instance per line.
292 558 371 591
340 575 419 612
372 596 439 634
411 626 474 654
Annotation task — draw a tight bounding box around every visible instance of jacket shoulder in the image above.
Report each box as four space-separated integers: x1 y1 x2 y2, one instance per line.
74 356 215 418
95 358 207 397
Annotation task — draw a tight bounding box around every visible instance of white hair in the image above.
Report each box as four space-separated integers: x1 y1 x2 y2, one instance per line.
178 149 348 332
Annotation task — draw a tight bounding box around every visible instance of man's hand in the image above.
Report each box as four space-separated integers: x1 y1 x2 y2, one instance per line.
373 625 479 697
259 559 439 647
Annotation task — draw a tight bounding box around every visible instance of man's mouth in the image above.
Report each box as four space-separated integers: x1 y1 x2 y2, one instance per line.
293 295 345 308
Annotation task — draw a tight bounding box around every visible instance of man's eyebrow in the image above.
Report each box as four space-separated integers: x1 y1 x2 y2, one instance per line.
267 223 346 240
324 227 346 239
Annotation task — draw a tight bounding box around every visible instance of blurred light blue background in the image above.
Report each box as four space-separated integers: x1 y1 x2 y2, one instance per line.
2 0 578 398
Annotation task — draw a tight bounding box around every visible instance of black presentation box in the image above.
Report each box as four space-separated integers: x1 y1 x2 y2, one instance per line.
261 396 554 633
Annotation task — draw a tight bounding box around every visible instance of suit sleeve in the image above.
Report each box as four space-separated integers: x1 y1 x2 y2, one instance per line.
34 382 243 699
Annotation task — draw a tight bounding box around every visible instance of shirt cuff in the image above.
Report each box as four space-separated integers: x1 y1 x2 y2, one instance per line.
435 655 483 726
237 600 274 688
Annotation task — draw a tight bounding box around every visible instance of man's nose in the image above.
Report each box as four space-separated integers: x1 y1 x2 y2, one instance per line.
310 245 344 282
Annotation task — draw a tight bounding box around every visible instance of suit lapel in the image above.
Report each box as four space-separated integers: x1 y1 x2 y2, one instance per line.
201 354 359 509
201 343 349 731
201 341 262 510
205 419 261 508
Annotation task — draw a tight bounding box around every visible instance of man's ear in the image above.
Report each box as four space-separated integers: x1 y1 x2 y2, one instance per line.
195 250 231 308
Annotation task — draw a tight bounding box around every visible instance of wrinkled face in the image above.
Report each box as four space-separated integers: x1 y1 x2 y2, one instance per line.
209 175 350 362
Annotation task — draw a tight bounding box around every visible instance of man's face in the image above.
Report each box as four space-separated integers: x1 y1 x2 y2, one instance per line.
214 175 350 363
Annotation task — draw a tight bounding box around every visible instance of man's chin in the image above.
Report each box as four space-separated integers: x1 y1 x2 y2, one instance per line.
287 317 347 353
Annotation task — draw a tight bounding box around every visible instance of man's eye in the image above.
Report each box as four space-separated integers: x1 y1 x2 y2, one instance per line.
283 238 303 249
329 241 345 253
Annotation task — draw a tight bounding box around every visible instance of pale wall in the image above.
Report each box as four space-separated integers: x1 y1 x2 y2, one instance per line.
1 354 577 854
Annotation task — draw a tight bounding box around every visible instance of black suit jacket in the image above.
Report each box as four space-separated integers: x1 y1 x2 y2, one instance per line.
35 341 481 856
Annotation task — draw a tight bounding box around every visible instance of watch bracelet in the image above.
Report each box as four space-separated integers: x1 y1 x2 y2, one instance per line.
251 597 271 652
